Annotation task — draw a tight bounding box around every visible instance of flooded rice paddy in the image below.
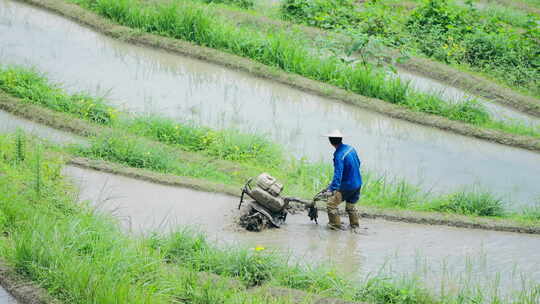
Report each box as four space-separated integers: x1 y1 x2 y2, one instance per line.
1 0 540 209
64 165 540 296
396 69 540 124
0 287 16 304
0 110 85 145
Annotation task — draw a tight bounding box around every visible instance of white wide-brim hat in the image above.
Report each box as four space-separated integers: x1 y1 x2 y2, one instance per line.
323 129 345 138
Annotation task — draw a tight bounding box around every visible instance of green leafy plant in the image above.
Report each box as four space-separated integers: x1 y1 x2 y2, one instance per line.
281 0 362 29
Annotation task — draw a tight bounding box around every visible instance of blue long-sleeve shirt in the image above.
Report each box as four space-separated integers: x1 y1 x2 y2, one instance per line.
328 144 362 191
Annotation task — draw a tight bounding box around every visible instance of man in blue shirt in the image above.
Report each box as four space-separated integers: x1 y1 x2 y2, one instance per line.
324 130 362 231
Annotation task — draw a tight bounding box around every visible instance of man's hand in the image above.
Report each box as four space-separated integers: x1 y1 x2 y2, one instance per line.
319 188 334 199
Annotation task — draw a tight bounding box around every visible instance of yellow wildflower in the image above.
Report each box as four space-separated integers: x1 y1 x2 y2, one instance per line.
254 245 265 252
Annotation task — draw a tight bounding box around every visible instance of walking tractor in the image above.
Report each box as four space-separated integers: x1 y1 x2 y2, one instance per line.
237 173 324 232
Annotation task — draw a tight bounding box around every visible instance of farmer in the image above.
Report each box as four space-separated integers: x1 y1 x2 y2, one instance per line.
324 130 362 231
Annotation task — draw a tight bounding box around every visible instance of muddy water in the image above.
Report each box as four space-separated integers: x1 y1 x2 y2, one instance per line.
64 165 540 296
0 288 16 304
0 110 85 144
396 69 540 124
2 0 540 208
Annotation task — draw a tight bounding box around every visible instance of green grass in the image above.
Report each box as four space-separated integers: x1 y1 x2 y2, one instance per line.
122 115 284 166
0 66 116 124
520 200 540 221
0 135 538 304
74 132 238 183
431 189 505 217
1 65 539 222
57 0 540 136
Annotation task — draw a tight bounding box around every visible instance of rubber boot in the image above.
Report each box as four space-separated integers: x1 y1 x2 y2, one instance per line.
327 211 343 230
346 203 360 233
327 192 344 230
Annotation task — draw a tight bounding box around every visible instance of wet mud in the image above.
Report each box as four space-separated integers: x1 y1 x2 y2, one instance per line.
2 0 540 208
0 262 58 304
63 165 540 295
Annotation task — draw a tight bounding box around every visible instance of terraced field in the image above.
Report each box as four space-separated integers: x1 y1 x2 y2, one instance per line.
0 0 539 303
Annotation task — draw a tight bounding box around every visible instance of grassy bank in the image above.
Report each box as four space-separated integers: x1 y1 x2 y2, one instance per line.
279 0 540 98
1 65 539 224
48 0 540 138
0 134 538 304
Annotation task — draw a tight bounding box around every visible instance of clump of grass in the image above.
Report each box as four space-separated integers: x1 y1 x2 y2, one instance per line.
519 201 540 221
432 189 506 217
356 276 435 304
74 133 236 183
361 173 423 209
151 229 281 286
0 67 116 125
64 0 540 137
123 115 283 166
